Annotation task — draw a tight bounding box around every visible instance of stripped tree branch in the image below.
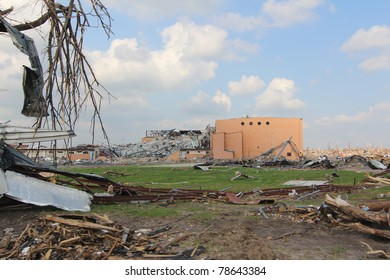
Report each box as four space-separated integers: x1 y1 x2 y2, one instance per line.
0 1 113 145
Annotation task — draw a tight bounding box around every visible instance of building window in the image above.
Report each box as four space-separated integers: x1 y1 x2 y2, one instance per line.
257 122 261 125
249 122 253 125
241 122 245 125
266 121 270 125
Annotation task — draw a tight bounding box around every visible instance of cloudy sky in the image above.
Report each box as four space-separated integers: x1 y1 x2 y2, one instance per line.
1 0 390 149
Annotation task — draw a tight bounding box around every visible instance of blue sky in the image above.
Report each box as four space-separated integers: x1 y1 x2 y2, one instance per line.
1 0 390 149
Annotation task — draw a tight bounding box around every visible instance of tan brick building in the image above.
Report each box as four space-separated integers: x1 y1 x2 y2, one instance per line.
210 117 303 160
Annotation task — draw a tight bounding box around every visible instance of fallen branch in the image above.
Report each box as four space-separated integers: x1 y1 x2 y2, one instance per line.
271 228 314 240
103 170 134 177
231 171 255 181
324 194 390 226
359 201 390 212
340 222 390 240
160 233 193 250
365 174 390 185
361 242 390 259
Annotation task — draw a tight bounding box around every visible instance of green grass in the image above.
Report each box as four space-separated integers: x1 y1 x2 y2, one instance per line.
91 200 218 220
59 164 383 217
61 165 367 193
347 185 390 201
93 202 181 218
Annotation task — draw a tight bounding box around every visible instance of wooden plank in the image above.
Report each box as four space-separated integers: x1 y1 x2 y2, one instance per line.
44 215 121 232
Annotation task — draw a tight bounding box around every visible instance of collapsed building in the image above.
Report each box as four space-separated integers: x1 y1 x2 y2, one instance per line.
112 127 213 161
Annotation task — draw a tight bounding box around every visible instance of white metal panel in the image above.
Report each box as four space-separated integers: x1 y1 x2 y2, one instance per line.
4 171 92 211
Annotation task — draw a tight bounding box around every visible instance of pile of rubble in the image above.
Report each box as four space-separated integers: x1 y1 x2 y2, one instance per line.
303 147 390 167
0 213 209 260
111 128 212 161
260 195 390 243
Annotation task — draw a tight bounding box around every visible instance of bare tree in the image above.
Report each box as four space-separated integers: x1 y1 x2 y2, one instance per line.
0 0 113 145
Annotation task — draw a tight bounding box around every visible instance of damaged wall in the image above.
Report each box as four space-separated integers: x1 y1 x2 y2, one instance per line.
211 117 303 160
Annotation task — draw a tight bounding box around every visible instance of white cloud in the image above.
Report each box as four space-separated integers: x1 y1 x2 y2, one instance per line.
107 0 223 20
212 90 232 112
228 75 265 96
221 38 261 61
216 13 266 32
180 91 214 115
180 90 233 116
262 0 324 27
255 78 305 111
216 0 324 31
229 38 260 54
158 117 214 131
341 25 390 52
358 55 390 71
103 95 150 111
0 1 45 22
314 102 390 126
341 25 390 72
188 91 210 105
88 22 227 92
161 21 227 59
314 114 368 126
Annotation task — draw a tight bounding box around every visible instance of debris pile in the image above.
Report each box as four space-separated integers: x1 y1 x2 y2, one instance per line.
304 146 390 161
324 194 390 240
259 195 390 241
361 169 390 186
0 213 209 260
112 127 212 161
302 147 390 170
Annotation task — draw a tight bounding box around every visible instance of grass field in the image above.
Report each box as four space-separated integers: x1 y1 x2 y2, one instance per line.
61 164 367 192
57 164 390 218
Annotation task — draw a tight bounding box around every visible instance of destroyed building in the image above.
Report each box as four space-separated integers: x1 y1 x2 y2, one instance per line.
210 117 303 160
115 118 303 162
112 127 213 161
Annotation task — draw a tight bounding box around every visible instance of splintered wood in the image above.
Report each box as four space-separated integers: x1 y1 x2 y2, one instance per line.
324 194 390 240
0 213 208 260
261 195 390 240
364 174 390 186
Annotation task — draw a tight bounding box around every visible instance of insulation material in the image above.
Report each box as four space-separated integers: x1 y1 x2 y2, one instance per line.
4 171 92 212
